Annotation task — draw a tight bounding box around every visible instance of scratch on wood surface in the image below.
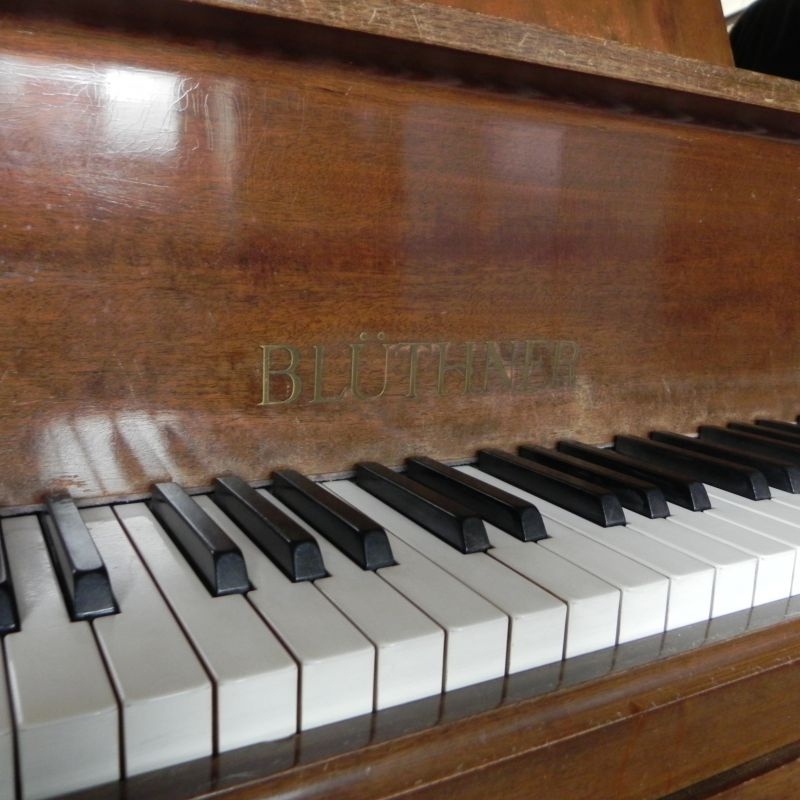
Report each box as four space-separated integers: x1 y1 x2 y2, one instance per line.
410 9 422 37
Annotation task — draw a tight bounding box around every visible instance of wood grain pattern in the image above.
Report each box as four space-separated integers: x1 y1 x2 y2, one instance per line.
2 1 800 507
155 0 795 119
11 0 783 122
3 2 800 800
423 0 734 66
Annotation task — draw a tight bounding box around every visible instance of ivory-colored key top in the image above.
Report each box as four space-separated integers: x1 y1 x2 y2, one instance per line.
472 478 670 643
0 641 16 800
261 489 449 704
114 502 297 751
668 503 794 606
3 514 119 800
326 479 567 672
83 506 213 776
198 495 377 729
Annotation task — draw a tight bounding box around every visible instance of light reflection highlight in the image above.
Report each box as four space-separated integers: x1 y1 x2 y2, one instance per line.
100 67 183 157
38 411 183 496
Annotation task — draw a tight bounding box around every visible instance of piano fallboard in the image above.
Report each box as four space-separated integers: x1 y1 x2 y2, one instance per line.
2 0 800 510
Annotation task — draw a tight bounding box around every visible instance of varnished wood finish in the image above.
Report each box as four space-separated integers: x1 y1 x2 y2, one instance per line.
424 0 734 66
4 3 800 799
710 757 800 799
1 0 800 506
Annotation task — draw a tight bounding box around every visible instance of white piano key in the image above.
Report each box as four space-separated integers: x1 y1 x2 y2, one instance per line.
0 642 15 800
257 490 447 709
271 484 507 692
196 495 377 728
81 506 213 776
702 489 800 595
707 486 800 527
538 522 668 643
769 488 800 511
709 486 800 532
633 511 757 617
667 504 795 605
488 539 619 659
325 479 567 672
374 534 508 690
457 466 668 643
529 479 782 614
490 491 713 630
2 514 119 800
114 502 297 751
461 464 755 625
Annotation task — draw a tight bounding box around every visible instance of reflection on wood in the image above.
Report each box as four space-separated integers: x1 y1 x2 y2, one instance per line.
3 1 800 798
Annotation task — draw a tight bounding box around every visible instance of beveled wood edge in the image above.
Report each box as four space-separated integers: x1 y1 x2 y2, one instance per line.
664 741 800 799
66 611 800 800
182 0 800 127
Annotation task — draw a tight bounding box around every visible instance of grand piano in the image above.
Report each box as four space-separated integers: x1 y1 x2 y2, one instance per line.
3 0 800 797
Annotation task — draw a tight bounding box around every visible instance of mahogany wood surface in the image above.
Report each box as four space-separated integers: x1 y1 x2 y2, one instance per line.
711 757 800 799
4 2 800 800
1 0 800 507
424 0 734 66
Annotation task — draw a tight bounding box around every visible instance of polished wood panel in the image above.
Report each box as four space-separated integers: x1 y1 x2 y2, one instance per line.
424 0 734 66
1 0 800 507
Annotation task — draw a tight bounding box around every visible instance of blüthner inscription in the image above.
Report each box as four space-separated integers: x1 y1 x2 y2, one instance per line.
259 333 580 406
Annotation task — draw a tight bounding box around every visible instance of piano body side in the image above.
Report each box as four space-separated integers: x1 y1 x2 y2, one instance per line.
3 2 800 798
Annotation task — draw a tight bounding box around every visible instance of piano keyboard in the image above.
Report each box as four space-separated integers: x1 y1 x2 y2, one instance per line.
4 420 800 799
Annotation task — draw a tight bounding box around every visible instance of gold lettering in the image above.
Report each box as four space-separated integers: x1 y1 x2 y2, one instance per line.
552 340 580 387
257 334 580 407
483 340 514 391
517 340 554 392
350 332 390 400
310 345 347 403
437 342 475 396
259 344 302 405
403 342 427 398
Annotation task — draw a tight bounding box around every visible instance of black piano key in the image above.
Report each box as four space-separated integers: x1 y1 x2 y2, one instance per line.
40 494 118 621
555 440 711 511
212 475 327 582
730 420 800 444
755 418 800 438
476 449 626 527
355 462 491 554
404 456 547 542
698 425 800 465
613 435 770 501
149 482 250 596
649 430 800 493
271 469 396 570
0 532 19 634
516 444 669 519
